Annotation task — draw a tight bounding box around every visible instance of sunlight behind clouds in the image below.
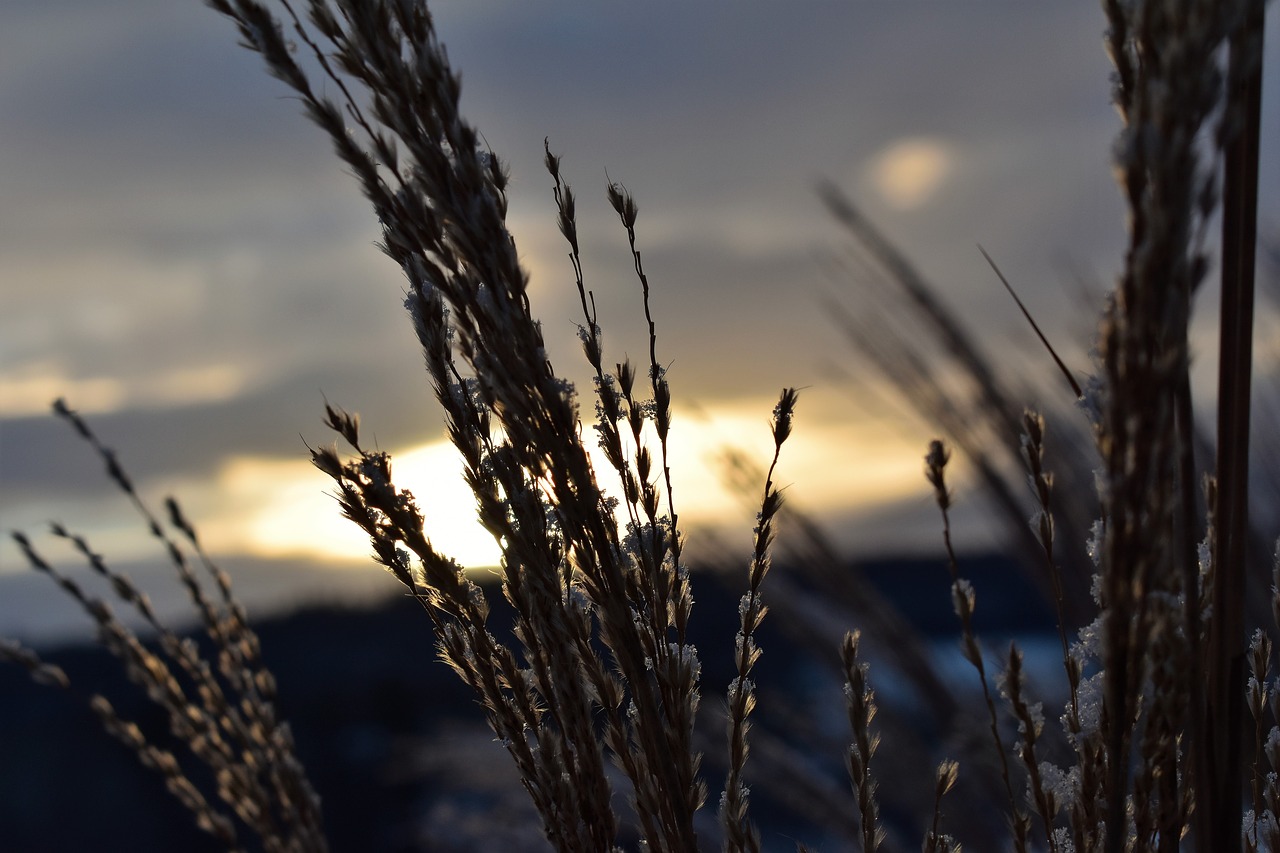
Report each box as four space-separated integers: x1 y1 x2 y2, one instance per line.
867 137 954 210
212 444 505 569
201 399 927 572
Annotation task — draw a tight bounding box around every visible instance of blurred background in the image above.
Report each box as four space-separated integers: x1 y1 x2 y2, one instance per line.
7 3 1244 608
5 3 1279 607
1 3 1279 849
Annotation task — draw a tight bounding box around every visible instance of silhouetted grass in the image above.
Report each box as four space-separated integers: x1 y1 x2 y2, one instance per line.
2 0 1271 851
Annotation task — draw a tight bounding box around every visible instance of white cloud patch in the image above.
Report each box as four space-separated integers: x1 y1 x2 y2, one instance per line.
867 137 955 210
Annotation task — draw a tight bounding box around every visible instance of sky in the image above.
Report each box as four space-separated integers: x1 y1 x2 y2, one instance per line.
2 2 1278 632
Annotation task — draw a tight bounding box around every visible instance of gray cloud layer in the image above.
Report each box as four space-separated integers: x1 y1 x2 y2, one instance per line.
4 2 1278 573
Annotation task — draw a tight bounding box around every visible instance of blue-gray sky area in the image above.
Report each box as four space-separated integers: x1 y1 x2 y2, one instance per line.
2 2 1278 634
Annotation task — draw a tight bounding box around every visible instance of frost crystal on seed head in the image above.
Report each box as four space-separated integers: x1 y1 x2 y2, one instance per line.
1039 761 1075 813
552 377 578 410
1244 809 1279 840
1086 519 1105 570
567 587 591 613
1267 727 1280 757
1070 670 1105 742
1199 534 1213 576
1024 701 1045 737
1073 615 1103 661
950 578 974 617
1075 371 1106 431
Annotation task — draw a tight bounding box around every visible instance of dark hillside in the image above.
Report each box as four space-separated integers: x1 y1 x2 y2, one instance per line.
0 552 1049 851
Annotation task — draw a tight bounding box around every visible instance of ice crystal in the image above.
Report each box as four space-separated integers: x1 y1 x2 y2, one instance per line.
1086 519 1105 571
951 578 975 618
1039 761 1076 815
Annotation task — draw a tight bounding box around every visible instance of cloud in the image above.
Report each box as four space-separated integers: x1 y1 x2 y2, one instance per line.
6 0 1275 611
866 137 955 211
182 396 927 570
0 361 250 418
206 444 504 569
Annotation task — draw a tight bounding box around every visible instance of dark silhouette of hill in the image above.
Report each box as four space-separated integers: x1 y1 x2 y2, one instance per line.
0 553 1047 851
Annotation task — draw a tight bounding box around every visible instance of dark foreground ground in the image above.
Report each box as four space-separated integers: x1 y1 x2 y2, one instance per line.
0 553 1052 852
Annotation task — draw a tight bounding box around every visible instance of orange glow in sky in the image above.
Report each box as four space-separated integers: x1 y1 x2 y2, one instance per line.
186 399 928 571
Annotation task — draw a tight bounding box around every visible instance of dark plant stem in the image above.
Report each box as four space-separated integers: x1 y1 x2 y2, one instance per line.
1205 3 1264 850
1175 370 1206 847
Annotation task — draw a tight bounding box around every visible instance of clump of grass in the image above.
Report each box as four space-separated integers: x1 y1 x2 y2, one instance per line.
2 401 325 853
2 0 1272 850
203 0 802 848
839 629 885 853
906 2 1267 850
